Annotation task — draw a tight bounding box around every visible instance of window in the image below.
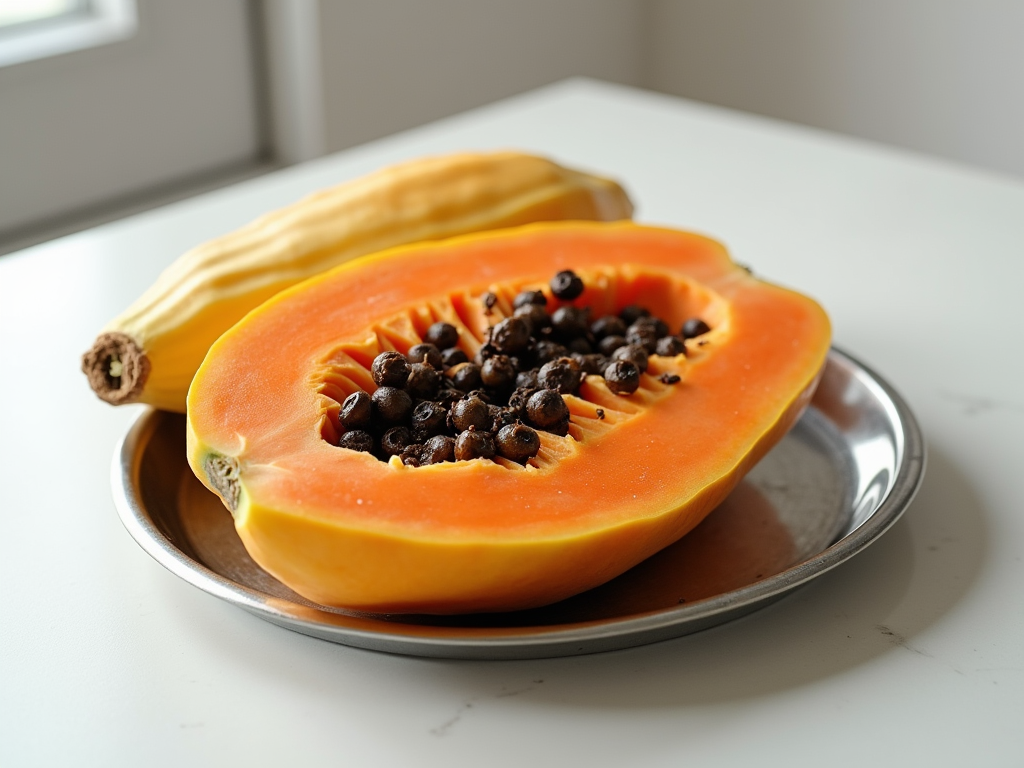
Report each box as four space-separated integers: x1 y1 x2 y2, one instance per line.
0 0 136 67
0 0 263 253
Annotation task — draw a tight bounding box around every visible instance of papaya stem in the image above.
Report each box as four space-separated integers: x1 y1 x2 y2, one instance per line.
204 454 241 514
81 332 150 405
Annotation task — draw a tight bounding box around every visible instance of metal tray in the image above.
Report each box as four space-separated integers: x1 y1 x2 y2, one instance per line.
112 348 925 660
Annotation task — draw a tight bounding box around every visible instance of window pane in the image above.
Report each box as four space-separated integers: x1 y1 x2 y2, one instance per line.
0 0 85 30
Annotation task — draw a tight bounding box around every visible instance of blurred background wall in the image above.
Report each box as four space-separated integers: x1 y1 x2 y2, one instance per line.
645 0 1024 181
2 0 1022 254
318 0 646 152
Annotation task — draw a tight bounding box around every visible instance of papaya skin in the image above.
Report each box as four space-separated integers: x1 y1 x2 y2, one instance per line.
186 222 831 614
83 152 633 411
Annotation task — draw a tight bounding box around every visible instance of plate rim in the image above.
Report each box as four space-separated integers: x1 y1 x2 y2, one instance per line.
111 346 926 659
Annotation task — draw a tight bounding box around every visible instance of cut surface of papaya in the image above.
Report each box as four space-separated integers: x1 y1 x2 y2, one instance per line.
186 222 831 614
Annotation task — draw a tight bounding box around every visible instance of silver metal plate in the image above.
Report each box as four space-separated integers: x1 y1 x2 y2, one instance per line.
112 348 925 660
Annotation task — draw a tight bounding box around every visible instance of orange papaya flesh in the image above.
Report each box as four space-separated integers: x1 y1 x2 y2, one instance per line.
186 222 831 614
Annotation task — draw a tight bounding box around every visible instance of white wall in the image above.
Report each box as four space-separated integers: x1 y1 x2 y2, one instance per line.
318 0 647 152
645 0 1024 178
315 0 1024 178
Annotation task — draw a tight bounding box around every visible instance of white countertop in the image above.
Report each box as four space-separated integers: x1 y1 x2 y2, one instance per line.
2 79 1022 767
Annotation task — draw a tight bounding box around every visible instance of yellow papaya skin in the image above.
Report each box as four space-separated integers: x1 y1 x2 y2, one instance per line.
83 152 633 412
186 222 831 615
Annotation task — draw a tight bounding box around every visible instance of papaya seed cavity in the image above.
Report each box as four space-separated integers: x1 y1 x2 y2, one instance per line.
321 268 714 468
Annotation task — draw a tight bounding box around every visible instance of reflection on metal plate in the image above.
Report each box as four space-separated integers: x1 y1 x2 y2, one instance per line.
112 348 925 659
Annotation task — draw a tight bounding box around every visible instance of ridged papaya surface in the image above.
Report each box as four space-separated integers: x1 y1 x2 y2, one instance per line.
186 222 831 614
83 152 633 411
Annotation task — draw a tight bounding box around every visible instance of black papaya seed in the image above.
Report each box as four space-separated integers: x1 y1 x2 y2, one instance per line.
340 390 372 430
550 270 584 301
496 423 541 463
454 429 497 461
603 360 640 395
425 321 459 349
371 351 409 388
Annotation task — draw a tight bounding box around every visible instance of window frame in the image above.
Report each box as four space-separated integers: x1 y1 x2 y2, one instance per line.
0 0 137 68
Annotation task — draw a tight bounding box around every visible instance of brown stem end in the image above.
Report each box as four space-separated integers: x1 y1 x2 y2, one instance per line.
204 454 241 514
81 332 151 405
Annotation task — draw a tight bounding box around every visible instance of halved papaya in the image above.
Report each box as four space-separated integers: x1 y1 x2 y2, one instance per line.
186 222 831 614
